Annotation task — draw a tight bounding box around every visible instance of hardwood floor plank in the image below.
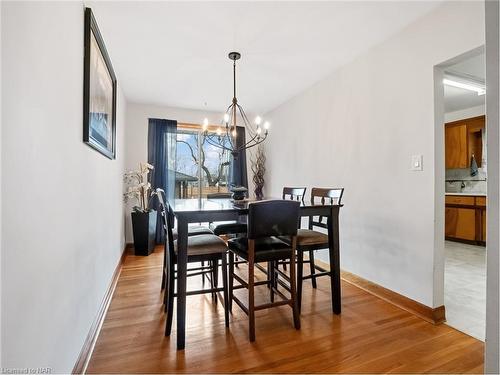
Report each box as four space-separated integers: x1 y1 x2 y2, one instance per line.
86 247 484 374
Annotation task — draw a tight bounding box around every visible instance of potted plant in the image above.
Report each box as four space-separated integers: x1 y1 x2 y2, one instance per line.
124 163 157 256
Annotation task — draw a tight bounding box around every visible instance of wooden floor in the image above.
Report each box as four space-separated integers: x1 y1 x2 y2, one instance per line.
87 246 484 374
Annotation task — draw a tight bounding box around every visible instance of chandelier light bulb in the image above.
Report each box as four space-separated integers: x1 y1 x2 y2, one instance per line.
216 127 222 136
202 118 209 131
255 116 262 125
256 127 262 135
264 121 270 130
224 113 230 123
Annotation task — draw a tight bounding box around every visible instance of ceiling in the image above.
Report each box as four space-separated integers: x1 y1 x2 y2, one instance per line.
444 53 485 113
88 1 442 115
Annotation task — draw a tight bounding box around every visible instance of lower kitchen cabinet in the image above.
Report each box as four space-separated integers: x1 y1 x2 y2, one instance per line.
445 207 476 241
445 195 486 245
482 209 486 242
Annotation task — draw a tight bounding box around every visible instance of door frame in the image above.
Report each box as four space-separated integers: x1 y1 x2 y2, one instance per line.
485 0 499 372
433 45 485 310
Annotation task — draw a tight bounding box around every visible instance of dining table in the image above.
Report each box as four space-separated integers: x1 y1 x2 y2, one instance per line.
170 197 343 350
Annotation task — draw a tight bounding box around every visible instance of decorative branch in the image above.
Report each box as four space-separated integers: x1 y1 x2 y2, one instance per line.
251 145 266 198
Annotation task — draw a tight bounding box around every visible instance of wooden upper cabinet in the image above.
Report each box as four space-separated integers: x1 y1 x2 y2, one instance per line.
445 115 485 170
445 124 468 169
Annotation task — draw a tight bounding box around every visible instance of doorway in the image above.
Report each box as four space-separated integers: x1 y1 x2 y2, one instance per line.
435 47 487 341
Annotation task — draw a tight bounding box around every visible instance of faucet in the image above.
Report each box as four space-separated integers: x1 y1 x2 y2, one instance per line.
461 181 466 191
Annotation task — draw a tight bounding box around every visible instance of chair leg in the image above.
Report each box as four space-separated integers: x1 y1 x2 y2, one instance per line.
282 260 287 271
213 259 219 288
267 261 271 289
269 261 275 303
309 250 317 289
289 247 300 330
235 255 239 268
276 260 280 292
221 253 230 328
297 250 304 315
165 268 175 336
201 260 205 286
213 259 219 303
248 254 256 342
161 245 166 290
163 268 168 311
228 252 234 313
210 261 216 301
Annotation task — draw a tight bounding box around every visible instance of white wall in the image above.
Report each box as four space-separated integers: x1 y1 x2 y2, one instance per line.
485 0 499 372
445 104 485 122
0 1 3 368
264 1 484 308
1 2 127 372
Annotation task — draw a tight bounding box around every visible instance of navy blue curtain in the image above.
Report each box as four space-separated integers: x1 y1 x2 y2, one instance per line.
148 118 177 243
229 126 248 189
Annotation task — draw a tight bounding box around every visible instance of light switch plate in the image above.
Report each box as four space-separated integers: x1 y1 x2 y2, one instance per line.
411 154 423 171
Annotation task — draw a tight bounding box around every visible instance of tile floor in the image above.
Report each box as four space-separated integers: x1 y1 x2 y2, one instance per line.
444 240 486 341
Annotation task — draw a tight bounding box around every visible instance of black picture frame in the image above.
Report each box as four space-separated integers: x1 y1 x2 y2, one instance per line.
83 7 117 160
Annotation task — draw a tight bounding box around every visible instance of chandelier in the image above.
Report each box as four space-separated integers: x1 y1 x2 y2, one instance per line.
202 52 269 156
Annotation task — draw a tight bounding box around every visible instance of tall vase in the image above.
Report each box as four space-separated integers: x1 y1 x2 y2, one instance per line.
131 210 157 256
252 145 266 199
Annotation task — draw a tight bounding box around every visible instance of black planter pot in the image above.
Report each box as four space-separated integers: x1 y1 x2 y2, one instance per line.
131 210 157 256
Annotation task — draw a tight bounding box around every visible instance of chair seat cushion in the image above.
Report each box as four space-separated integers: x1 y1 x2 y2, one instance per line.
228 236 292 262
188 225 214 235
174 234 226 257
172 226 213 240
210 221 247 236
296 229 329 246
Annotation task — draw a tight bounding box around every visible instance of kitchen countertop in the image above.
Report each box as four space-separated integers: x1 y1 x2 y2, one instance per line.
445 192 487 197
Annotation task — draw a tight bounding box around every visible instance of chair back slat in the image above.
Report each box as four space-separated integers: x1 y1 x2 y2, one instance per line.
247 200 300 239
282 187 306 202
309 187 344 229
156 188 175 261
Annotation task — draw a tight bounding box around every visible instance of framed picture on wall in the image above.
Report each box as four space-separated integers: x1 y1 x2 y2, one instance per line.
83 7 117 159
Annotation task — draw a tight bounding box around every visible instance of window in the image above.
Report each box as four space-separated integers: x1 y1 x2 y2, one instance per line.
175 124 231 198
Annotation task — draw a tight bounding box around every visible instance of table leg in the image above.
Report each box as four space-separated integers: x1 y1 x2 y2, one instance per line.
176 218 188 350
328 206 341 314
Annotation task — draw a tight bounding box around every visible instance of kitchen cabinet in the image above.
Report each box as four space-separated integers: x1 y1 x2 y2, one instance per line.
445 124 468 169
482 210 487 242
445 207 476 241
445 195 486 245
445 116 485 169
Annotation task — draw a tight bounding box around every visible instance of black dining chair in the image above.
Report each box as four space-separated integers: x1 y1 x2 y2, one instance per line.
156 189 213 291
295 187 344 312
227 200 301 342
207 192 247 236
157 192 229 337
282 187 307 202
279 187 307 271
